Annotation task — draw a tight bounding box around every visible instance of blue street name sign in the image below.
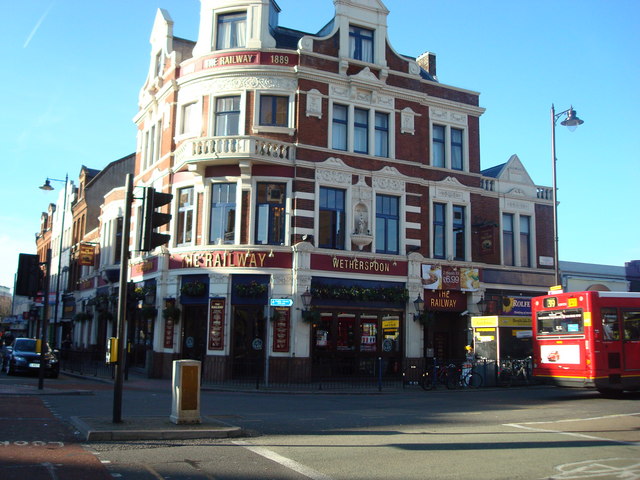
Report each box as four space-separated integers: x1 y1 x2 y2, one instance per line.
269 298 293 307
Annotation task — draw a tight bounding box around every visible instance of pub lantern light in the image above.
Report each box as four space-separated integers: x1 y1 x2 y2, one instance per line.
413 294 425 322
301 288 313 312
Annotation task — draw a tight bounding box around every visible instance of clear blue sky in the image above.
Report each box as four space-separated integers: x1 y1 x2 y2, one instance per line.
2 0 639 291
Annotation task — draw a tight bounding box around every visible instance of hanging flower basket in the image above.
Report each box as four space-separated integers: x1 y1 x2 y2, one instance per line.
98 311 114 322
73 312 92 322
162 305 181 322
140 305 158 319
235 281 267 298
181 281 206 297
132 286 155 302
301 310 321 324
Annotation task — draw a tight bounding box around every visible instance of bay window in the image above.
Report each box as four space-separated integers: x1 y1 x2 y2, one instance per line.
210 183 236 244
259 95 289 127
215 96 240 136
255 182 286 245
177 187 194 246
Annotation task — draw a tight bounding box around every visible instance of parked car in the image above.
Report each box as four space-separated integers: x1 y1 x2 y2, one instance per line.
4 338 59 378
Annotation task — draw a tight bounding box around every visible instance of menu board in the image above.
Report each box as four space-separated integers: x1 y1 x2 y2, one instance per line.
163 299 176 349
208 299 225 350
272 307 290 352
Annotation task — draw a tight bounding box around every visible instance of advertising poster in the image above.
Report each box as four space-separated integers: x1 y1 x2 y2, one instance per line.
540 344 581 364
422 264 479 291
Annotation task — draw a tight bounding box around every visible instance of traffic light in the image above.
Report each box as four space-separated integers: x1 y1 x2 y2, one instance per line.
15 253 42 297
139 187 173 251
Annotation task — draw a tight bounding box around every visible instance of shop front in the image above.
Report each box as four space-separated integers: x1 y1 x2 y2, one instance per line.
421 264 480 362
308 277 407 381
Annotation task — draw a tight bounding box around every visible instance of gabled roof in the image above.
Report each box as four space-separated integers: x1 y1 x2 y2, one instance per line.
481 163 506 178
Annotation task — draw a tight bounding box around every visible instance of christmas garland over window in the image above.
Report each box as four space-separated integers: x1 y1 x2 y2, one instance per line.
181 281 206 297
234 281 267 298
311 283 408 304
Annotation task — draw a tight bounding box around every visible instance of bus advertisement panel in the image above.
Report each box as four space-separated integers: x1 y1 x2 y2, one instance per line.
531 291 640 393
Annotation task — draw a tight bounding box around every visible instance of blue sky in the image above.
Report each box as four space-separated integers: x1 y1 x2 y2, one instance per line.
2 0 639 291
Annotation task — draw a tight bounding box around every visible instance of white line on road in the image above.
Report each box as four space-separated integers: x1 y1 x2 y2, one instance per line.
233 440 333 480
504 412 640 447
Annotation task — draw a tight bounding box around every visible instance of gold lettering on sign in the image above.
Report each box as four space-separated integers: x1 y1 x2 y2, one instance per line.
331 257 391 273
179 251 268 269
204 55 256 68
429 290 458 309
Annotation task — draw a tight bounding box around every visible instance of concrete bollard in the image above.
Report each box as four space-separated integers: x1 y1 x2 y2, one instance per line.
170 359 201 424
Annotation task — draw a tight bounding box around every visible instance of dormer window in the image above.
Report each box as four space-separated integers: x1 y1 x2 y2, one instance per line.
216 12 247 50
349 26 373 63
154 51 163 77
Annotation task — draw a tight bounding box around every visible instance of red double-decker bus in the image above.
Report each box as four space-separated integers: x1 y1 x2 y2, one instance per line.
531 291 640 393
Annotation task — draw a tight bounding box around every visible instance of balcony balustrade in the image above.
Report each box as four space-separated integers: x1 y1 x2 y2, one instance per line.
174 135 295 172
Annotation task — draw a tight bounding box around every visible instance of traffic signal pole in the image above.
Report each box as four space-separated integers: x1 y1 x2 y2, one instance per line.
113 174 133 423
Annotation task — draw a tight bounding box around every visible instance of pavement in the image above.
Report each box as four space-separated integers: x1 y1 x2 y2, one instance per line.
0 372 245 442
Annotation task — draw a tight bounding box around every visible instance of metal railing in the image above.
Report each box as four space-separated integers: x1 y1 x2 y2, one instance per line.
60 349 114 379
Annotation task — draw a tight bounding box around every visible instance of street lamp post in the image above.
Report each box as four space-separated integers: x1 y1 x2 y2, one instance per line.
40 174 69 348
551 105 584 287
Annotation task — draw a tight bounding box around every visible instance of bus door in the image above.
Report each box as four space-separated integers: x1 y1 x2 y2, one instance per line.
622 310 640 373
599 308 623 380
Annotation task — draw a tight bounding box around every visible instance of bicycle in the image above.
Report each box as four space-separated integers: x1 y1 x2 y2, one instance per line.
498 356 531 386
447 361 483 389
421 358 457 390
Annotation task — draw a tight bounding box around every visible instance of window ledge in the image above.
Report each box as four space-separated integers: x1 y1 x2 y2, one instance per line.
252 126 295 136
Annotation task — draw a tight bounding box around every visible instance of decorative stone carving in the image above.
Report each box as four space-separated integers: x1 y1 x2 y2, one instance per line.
354 203 369 235
401 107 416 135
206 76 297 94
430 107 467 127
317 168 351 186
306 89 323 118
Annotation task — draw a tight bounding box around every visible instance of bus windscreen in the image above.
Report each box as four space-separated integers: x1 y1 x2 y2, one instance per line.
536 309 583 335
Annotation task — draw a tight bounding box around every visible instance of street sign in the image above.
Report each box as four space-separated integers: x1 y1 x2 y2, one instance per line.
269 298 293 307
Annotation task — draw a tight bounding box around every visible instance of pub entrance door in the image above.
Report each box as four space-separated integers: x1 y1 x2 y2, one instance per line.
231 306 265 380
181 304 207 362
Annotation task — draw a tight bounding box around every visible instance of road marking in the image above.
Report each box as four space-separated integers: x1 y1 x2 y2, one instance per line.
550 457 640 479
40 462 59 480
504 412 640 447
0 441 64 447
233 440 333 480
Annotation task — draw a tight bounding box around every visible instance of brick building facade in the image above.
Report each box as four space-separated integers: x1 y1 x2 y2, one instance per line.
115 0 557 380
